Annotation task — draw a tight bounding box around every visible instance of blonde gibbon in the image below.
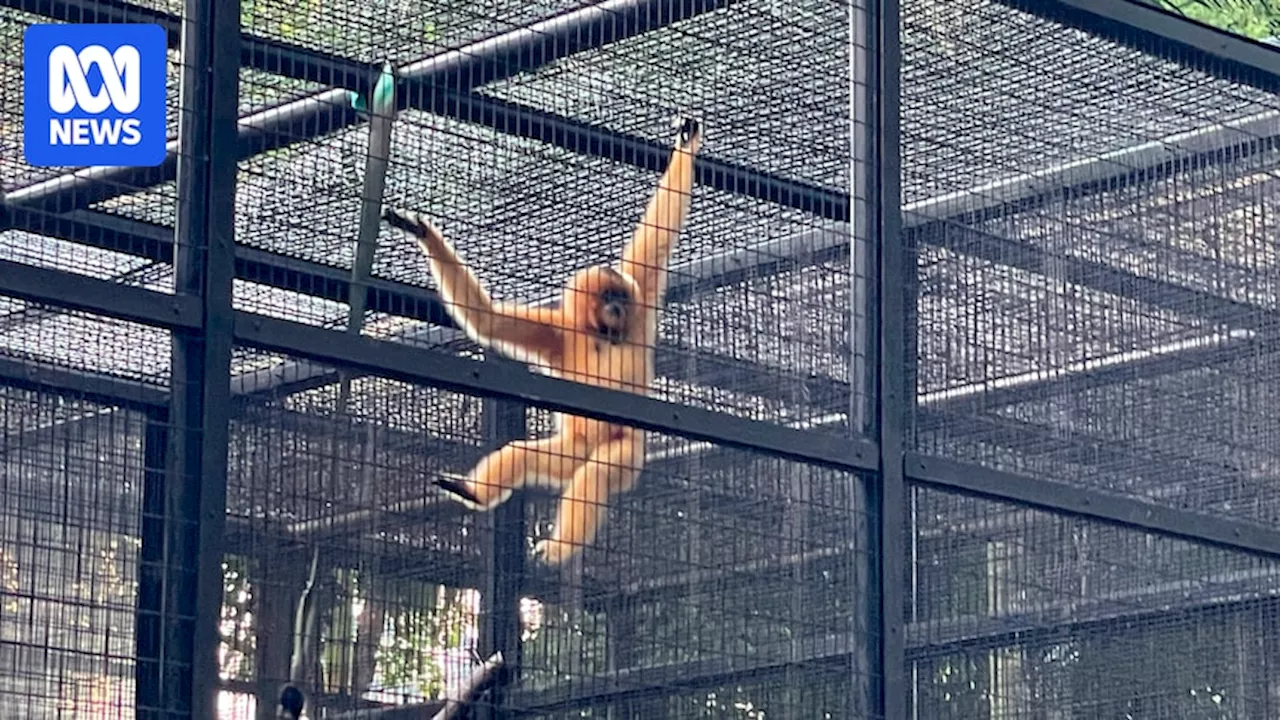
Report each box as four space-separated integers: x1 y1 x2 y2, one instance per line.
382 116 704 565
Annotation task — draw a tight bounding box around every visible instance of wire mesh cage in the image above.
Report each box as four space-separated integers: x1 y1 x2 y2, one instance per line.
900 0 1280 717
4 0 1280 717
907 487 1280 718
224 347 874 718
904 0 1280 526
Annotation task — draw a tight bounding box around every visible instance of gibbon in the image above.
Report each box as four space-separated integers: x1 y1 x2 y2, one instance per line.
382 116 704 565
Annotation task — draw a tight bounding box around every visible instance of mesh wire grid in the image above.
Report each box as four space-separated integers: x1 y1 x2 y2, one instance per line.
222 348 872 718
906 485 1280 718
4 0 1280 717
903 0 1280 527
57 0 861 436
0 386 149 719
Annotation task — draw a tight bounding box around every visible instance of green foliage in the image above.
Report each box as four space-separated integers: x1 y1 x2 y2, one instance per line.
1155 0 1280 40
219 556 257 682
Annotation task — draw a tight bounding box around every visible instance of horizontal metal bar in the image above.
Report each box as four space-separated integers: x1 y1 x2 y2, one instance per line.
320 701 447 720
0 258 202 330
996 0 1280 97
920 328 1268 415
232 310 879 473
4 0 729 214
907 109 1280 227
5 207 456 326
906 453 1280 560
0 354 167 408
221 513 568 601
921 222 1272 329
907 566 1280 661
509 633 858 713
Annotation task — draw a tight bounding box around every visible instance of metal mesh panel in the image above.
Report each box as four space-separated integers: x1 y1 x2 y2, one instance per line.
223 347 872 717
0 297 171 387
0 387 147 719
70 0 863 437
907 485 1280 718
903 0 1280 526
0 291 174 719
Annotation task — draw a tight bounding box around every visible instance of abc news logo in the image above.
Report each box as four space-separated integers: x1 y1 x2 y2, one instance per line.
23 23 167 168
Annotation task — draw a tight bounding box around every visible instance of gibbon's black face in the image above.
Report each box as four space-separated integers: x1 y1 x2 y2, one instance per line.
593 286 632 344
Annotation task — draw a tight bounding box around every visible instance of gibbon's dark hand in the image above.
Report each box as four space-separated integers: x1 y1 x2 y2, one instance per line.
674 116 703 149
277 684 304 720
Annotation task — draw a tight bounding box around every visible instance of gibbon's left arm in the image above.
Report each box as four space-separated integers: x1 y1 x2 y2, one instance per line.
618 117 704 309
383 208 563 368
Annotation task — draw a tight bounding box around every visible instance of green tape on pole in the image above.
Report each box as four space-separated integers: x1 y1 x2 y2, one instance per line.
349 62 396 114
372 61 396 114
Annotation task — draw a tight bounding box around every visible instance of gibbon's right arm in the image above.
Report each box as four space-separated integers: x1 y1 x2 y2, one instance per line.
383 208 563 367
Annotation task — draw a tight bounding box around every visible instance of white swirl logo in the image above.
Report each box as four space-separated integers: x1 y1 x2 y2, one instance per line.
47 44 141 115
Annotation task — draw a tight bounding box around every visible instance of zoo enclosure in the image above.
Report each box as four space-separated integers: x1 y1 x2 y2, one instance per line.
2 0 1280 717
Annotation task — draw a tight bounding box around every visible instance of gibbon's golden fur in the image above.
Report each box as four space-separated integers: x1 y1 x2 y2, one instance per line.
382 117 703 565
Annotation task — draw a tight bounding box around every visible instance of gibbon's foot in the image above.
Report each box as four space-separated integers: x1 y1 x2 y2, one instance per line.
673 115 703 150
532 537 578 566
381 207 432 237
434 477 485 510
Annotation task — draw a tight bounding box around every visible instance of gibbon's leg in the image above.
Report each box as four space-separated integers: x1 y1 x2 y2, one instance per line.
617 117 704 308
533 430 646 565
436 432 591 511
383 208 564 368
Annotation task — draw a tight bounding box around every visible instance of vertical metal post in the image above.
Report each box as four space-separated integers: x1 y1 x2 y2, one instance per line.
136 410 168 719
478 357 529 719
869 0 906 716
164 0 240 716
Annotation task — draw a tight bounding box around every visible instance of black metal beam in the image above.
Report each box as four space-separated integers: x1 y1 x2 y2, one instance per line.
478 368 528 720
3 0 731 215
156 0 241 716
430 90 848 221
906 568 1280 662
507 633 861 713
4 207 456 328
871 0 907 716
905 453 1280 560
231 310 881 474
919 327 1267 417
0 258 202 330
0 354 167 410
995 0 1280 97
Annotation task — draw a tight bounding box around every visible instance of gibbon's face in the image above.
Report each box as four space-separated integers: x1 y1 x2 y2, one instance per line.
564 265 640 344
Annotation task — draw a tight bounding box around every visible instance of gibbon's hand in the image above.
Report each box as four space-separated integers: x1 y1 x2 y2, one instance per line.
674 115 703 152
277 685 304 720
382 206 434 241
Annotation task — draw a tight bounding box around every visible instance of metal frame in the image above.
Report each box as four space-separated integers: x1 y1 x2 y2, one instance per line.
4 0 1280 716
870 0 907 718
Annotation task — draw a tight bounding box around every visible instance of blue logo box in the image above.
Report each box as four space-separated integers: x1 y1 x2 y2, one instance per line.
23 23 168 168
